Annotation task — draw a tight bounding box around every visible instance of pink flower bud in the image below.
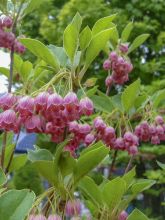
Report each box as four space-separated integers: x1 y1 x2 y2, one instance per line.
34 214 47 220
85 133 95 145
109 51 118 61
93 117 106 131
118 210 128 220
119 44 129 53
151 135 160 145
65 199 81 217
79 97 93 116
114 137 125 150
3 16 13 28
105 76 113 87
64 92 79 113
68 121 79 133
79 124 91 134
104 126 116 138
155 116 164 125
129 145 138 155
103 59 111 70
48 214 62 220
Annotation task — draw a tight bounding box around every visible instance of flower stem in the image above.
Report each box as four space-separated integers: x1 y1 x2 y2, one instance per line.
124 155 134 173
108 150 118 178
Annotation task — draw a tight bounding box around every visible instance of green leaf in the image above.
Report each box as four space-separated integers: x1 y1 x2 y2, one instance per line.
80 26 92 50
127 208 149 220
121 79 141 111
63 13 82 63
32 161 56 185
71 12 82 32
20 38 59 70
9 154 27 172
131 179 155 194
91 94 114 113
74 145 109 183
80 141 104 156
122 167 136 188
0 67 9 77
28 148 53 162
59 151 76 177
92 14 116 36
14 54 23 73
4 144 15 169
0 189 35 220
23 0 47 15
102 177 126 211
121 22 133 42
0 168 7 186
152 89 165 108
20 61 33 80
48 45 68 67
83 28 115 70
79 176 103 207
0 0 7 11
128 34 150 53
157 161 165 170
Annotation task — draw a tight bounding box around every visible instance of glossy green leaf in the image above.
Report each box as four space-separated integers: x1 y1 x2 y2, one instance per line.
121 79 141 111
59 151 76 177
23 0 47 15
122 167 136 188
28 148 53 162
14 54 23 73
83 28 115 70
91 94 114 113
33 160 56 185
79 176 103 207
0 168 6 186
121 22 133 42
152 89 165 108
127 208 149 220
80 141 104 156
63 13 82 63
74 145 109 183
102 177 126 211
0 189 35 220
92 14 116 35
4 144 15 168
48 45 68 67
128 34 150 53
20 38 59 70
9 154 27 172
131 179 155 194
0 67 9 77
20 61 33 80
157 161 165 170
80 26 92 50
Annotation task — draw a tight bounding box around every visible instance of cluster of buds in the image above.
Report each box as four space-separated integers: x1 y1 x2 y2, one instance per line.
135 116 165 145
0 16 25 53
103 44 133 86
0 92 94 142
29 214 61 220
118 210 128 220
65 199 81 217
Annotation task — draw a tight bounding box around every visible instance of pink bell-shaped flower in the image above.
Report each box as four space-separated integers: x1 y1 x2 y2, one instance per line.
65 199 81 217
0 109 17 131
64 92 79 113
47 93 63 112
35 92 49 112
25 115 44 133
118 210 128 220
79 97 93 116
85 133 95 145
0 93 16 110
17 96 34 117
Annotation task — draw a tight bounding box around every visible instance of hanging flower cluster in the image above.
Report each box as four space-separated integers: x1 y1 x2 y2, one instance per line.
0 92 94 141
103 44 133 86
0 16 25 53
0 92 164 156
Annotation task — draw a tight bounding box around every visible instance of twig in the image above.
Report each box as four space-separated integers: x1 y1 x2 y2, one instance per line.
124 155 134 174
108 150 118 178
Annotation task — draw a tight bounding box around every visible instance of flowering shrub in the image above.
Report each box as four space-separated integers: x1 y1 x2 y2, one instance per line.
0 1 164 220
